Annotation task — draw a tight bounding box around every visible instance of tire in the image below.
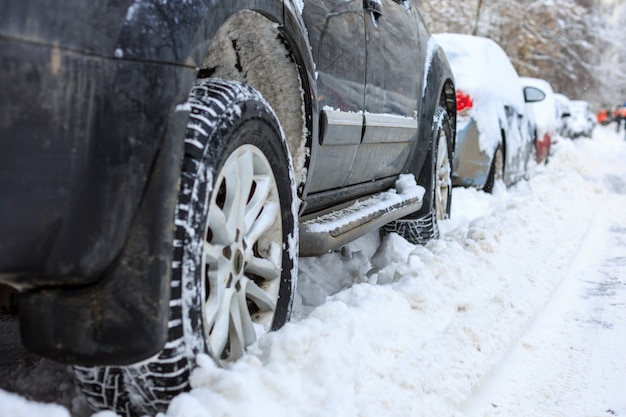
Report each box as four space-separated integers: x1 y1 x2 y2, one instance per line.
384 107 453 244
483 143 504 193
75 79 298 417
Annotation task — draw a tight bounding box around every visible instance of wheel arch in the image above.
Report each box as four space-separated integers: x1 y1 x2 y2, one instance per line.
194 8 314 199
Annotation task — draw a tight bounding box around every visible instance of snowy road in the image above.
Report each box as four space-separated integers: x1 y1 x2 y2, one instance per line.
463 130 626 417
463 213 626 417
1 126 626 417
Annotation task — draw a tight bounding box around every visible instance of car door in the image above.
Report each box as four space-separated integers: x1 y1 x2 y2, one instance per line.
302 0 366 193
345 0 421 185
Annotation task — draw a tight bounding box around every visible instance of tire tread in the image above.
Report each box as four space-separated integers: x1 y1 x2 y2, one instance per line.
74 78 295 417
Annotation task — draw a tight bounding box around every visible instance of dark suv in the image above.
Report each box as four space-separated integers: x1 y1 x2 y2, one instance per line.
0 0 455 415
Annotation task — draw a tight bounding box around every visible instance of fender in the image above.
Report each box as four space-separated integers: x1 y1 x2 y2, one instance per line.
280 4 319 202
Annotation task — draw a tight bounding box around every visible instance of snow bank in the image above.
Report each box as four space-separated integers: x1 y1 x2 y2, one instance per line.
0 389 70 417
3 127 626 417
162 132 607 417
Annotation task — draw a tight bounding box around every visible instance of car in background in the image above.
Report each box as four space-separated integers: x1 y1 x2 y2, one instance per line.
566 100 595 138
554 93 572 137
520 77 558 163
596 107 613 125
434 33 535 193
0 1 456 416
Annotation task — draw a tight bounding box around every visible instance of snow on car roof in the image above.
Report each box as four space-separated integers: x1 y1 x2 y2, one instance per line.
433 33 525 111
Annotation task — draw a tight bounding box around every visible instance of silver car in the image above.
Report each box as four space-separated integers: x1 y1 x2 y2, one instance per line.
434 33 535 192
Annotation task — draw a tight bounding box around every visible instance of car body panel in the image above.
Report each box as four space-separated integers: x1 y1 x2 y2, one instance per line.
452 119 489 187
0 34 195 287
300 0 366 193
350 1 422 186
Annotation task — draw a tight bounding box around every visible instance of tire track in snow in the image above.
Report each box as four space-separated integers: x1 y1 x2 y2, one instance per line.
460 132 626 417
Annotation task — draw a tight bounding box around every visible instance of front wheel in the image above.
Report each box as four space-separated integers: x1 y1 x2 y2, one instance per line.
75 79 298 417
384 107 453 244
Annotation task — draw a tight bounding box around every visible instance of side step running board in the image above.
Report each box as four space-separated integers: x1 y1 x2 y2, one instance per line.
299 175 425 256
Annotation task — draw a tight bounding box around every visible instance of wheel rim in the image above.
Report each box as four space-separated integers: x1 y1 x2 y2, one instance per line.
202 144 283 363
435 131 452 221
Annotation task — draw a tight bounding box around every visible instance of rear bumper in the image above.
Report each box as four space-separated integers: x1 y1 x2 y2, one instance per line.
0 35 186 287
0 34 196 364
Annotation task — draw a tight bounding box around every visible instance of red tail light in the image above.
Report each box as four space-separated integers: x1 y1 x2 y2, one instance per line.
456 90 473 113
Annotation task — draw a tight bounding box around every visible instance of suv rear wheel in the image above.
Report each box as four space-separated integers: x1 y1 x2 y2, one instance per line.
74 79 298 417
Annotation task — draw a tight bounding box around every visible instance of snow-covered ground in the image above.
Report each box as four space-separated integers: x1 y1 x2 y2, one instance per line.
2 125 626 417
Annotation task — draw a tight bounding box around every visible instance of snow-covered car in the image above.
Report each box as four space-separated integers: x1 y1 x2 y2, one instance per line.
566 100 595 138
0 1 456 416
434 34 534 192
520 77 559 163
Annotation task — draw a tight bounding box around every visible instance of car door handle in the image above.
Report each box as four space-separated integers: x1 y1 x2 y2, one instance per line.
364 0 383 18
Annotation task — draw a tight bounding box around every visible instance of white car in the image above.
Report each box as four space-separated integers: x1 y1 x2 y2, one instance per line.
520 77 559 163
566 100 595 138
